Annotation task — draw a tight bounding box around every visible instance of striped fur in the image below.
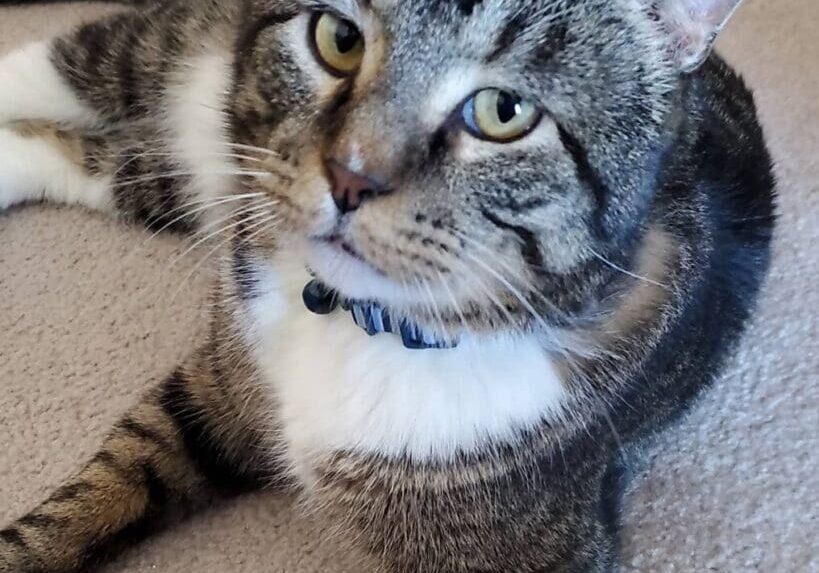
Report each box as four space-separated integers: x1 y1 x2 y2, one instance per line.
0 0 774 572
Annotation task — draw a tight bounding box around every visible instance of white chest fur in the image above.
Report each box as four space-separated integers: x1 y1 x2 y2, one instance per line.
245 257 567 472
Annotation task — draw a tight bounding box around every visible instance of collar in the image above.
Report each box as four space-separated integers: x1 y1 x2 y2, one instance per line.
301 279 459 350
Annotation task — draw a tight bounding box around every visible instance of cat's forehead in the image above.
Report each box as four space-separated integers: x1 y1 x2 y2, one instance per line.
317 0 635 63
317 0 615 30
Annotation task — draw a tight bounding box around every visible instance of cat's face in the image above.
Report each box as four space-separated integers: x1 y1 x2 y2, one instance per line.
231 0 685 333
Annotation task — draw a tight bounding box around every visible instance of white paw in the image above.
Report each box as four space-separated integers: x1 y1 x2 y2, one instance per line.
0 42 97 127
0 127 112 212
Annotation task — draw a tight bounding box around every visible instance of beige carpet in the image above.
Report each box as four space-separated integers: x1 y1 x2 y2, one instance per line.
1 1 817 571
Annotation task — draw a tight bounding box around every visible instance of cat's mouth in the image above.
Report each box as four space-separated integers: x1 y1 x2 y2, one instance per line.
316 233 373 268
303 233 426 308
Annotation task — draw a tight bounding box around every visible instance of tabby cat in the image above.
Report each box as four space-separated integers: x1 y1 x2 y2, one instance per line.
0 0 775 571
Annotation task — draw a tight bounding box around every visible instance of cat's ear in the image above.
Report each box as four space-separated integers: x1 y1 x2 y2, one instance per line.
653 0 744 72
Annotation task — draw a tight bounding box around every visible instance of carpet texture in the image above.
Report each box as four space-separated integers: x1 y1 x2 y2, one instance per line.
1 2 816 571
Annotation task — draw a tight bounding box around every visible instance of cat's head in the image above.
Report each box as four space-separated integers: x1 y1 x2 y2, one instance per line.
230 0 742 336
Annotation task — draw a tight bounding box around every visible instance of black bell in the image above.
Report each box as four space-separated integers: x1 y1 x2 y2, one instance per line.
302 280 339 315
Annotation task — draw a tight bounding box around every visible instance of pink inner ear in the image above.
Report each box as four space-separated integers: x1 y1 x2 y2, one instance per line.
695 0 743 26
678 0 743 27
658 0 743 71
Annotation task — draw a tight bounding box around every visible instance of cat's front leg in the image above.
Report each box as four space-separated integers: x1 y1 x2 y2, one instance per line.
0 346 273 573
0 41 99 129
0 37 113 212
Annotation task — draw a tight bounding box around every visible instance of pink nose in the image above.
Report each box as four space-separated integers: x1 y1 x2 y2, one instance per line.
325 159 387 214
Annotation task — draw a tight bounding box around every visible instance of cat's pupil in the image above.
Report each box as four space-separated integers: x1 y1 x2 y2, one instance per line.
334 21 360 54
496 92 521 124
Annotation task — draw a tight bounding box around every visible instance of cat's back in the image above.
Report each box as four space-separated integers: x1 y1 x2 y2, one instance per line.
693 55 777 237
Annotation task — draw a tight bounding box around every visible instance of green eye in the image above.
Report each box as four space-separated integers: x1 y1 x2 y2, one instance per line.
462 89 541 142
310 12 365 76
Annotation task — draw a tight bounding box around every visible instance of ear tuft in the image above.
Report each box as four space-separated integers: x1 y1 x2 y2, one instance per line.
655 0 744 72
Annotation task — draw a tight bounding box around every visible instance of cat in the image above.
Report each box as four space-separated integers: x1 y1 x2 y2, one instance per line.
0 0 776 571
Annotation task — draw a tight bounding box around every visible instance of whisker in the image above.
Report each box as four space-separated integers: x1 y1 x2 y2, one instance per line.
120 194 267 267
190 200 275 241
112 169 271 189
589 249 668 289
100 150 267 165
420 277 451 341
451 258 519 332
226 142 285 159
237 213 282 245
144 191 265 230
464 253 549 331
148 194 266 240
171 206 277 268
170 212 279 302
451 228 571 320
435 269 471 337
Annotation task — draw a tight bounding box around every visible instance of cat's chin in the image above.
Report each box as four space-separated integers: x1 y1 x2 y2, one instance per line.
299 238 455 310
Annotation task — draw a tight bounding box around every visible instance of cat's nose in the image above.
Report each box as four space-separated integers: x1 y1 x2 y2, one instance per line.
325 159 388 214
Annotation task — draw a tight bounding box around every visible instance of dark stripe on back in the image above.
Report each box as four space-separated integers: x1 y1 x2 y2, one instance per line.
481 210 545 269
159 370 259 493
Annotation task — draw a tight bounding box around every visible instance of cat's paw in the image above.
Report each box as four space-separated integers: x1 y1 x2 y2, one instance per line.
0 125 112 212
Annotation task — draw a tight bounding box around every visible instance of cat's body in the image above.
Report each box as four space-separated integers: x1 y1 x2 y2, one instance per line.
0 0 775 571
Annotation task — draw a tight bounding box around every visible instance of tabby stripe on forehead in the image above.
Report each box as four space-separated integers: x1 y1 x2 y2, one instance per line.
487 11 528 62
488 11 568 64
456 0 484 16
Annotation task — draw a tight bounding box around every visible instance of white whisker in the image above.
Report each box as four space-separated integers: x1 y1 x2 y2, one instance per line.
589 249 668 289
170 212 280 301
171 206 276 268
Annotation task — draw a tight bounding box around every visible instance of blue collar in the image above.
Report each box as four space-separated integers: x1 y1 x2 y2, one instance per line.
301 280 458 350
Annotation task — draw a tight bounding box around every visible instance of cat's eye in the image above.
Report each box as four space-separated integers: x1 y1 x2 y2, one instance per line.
310 12 365 77
462 89 541 143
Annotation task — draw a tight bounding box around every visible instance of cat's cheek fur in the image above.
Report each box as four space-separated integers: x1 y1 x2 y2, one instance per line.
244 254 568 476
454 117 562 164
